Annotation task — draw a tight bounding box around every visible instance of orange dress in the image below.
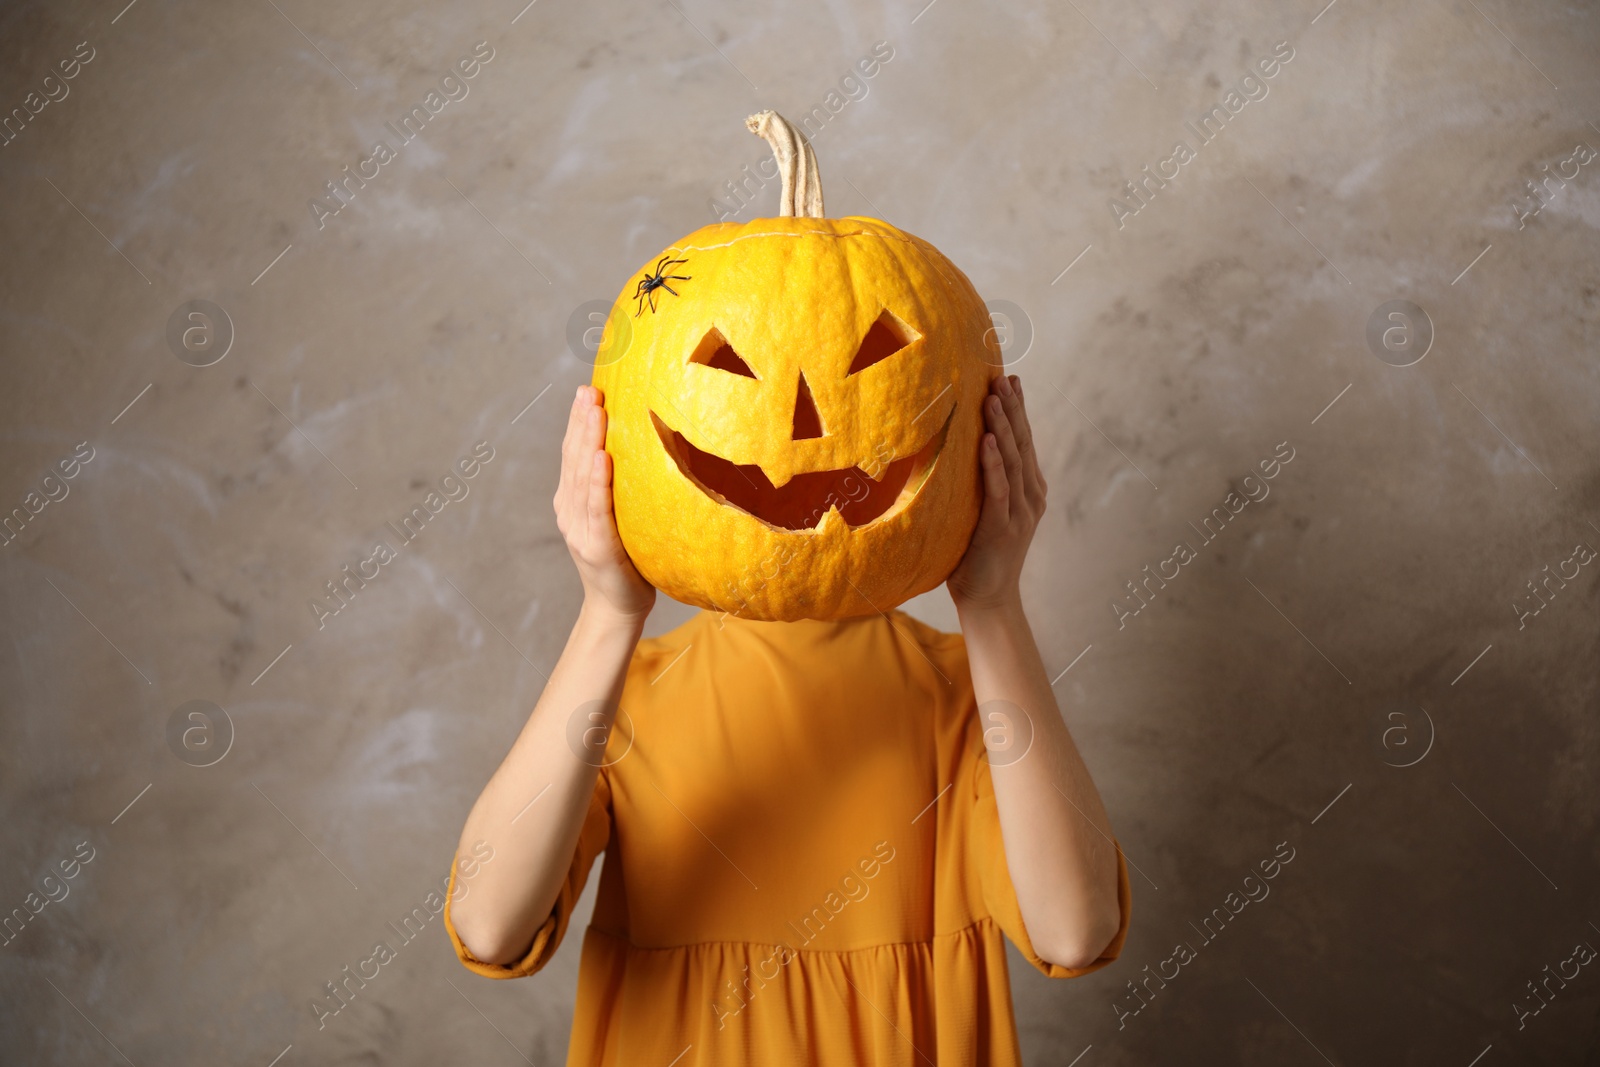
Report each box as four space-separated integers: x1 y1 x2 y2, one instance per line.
444 610 1131 1066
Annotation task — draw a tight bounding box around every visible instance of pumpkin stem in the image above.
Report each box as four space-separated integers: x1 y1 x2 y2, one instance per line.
745 110 825 218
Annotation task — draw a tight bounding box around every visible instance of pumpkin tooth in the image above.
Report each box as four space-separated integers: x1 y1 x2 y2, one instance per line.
649 406 951 533
815 506 847 535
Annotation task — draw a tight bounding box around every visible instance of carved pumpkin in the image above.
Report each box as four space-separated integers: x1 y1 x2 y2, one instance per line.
592 111 1000 620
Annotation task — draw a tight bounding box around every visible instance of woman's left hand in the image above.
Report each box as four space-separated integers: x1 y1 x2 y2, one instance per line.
947 374 1047 613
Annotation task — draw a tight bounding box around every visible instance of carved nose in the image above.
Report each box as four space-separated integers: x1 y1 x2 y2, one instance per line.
792 372 824 440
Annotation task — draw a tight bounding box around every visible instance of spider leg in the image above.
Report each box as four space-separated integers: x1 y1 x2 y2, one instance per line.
664 274 691 282
660 282 680 297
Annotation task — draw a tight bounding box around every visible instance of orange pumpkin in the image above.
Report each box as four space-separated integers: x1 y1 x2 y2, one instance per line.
592 111 1000 620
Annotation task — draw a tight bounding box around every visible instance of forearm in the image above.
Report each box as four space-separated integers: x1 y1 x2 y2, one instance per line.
957 598 1122 968
448 601 643 964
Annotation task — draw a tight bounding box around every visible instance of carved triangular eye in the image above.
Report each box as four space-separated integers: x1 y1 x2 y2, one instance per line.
847 310 919 375
689 327 757 377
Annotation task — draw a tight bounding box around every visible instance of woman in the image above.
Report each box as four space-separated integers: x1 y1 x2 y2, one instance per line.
444 372 1130 1065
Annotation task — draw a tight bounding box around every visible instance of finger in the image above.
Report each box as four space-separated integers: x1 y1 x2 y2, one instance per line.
1009 377 1047 504
999 375 1035 459
577 404 605 539
561 386 589 464
586 450 614 546
987 392 1025 507
557 387 590 513
585 396 607 464
976 431 1011 530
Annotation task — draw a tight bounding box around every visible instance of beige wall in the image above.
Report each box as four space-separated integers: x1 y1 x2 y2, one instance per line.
2 0 1597 1062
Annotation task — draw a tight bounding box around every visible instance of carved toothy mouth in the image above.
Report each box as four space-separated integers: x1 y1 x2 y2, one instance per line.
649 408 952 532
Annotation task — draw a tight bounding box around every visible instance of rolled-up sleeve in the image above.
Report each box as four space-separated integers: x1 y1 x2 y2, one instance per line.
970 733 1133 978
443 772 612 979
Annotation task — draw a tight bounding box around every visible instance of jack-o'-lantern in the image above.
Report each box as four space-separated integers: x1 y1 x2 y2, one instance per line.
592 111 1000 620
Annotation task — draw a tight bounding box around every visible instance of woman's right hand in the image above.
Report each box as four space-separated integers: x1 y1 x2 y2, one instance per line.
554 385 655 624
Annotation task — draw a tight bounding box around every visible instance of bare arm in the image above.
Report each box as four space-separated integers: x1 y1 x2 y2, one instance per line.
448 385 655 966
948 374 1123 970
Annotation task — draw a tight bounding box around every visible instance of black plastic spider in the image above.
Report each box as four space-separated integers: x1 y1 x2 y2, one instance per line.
633 256 691 316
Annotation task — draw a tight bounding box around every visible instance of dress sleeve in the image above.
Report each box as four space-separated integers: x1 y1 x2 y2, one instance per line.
969 724 1133 979
443 770 612 979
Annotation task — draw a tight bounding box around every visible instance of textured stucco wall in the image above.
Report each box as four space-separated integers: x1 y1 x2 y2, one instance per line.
1 0 1597 1063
